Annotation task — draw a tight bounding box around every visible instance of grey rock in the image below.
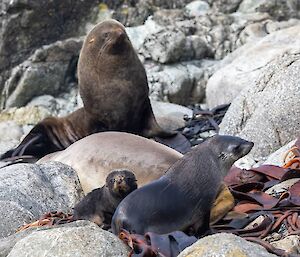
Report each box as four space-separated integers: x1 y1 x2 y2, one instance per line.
220 52 300 159
207 0 243 13
184 1 210 17
271 235 300 254
141 26 186 64
0 106 50 125
112 0 194 26
0 162 83 238
2 38 83 109
0 121 22 143
178 233 276 257
0 226 36 257
151 100 192 130
0 0 98 94
238 0 300 20
27 88 80 118
128 17 211 64
152 9 186 26
207 25 300 108
0 120 23 165
147 60 216 105
0 220 101 257
7 221 128 257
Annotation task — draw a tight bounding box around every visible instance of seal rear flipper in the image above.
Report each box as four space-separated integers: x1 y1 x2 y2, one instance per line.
0 118 66 160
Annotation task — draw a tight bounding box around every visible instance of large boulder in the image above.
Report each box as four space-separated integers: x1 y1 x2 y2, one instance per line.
0 162 83 238
220 52 300 160
0 0 98 94
178 233 276 257
7 221 128 257
206 24 300 107
206 24 300 108
2 38 83 109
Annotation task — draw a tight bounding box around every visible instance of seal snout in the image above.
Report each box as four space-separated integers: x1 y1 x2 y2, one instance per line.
239 140 254 156
113 28 126 44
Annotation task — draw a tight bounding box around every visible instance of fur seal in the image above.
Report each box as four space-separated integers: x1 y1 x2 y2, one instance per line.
0 19 172 160
111 135 254 236
38 132 182 194
73 169 137 229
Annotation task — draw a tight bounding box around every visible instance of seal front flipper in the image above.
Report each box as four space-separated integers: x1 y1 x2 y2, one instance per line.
141 101 176 138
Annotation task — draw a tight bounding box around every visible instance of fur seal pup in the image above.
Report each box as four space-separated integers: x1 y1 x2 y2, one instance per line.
111 135 254 236
73 169 137 229
0 19 173 160
38 132 182 194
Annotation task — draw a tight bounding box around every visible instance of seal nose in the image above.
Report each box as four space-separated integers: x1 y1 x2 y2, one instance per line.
240 141 254 155
115 176 124 185
115 29 126 42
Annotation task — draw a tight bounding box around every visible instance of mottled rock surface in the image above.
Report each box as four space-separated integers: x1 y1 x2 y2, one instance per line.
2 38 83 109
178 233 276 257
206 25 300 108
0 162 83 238
7 221 128 257
0 0 98 94
220 52 300 160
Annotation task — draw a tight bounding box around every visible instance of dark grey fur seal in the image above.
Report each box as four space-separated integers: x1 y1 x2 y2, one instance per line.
111 135 254 236
73 169 137 229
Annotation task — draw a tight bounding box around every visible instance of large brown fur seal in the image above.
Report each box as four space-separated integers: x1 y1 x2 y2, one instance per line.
111 135 254 236
0 19 172 160
38 132 182 194
73 169 137 229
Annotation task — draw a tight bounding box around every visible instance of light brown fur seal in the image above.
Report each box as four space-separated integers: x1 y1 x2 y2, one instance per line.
39 132 236 225
38 132 182 194
112 135 254 237
0 19 173 160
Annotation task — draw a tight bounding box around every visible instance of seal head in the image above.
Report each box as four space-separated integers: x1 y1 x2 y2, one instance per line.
106 169 138 198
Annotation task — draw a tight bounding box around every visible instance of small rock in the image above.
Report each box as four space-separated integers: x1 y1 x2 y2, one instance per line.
0 106 50 126
184 1 210 17
238 0 300 20
271 235 300 254
148 60 216 105
7 221 129 257
0 121 22 142
141 26 186 64
151 100 192 131
245 215 265 230
178 233 277 257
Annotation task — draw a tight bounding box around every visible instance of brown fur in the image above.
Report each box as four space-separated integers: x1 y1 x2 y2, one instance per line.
0 20 172 160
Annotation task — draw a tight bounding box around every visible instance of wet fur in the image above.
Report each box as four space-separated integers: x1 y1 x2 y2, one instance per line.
73 170 137 229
